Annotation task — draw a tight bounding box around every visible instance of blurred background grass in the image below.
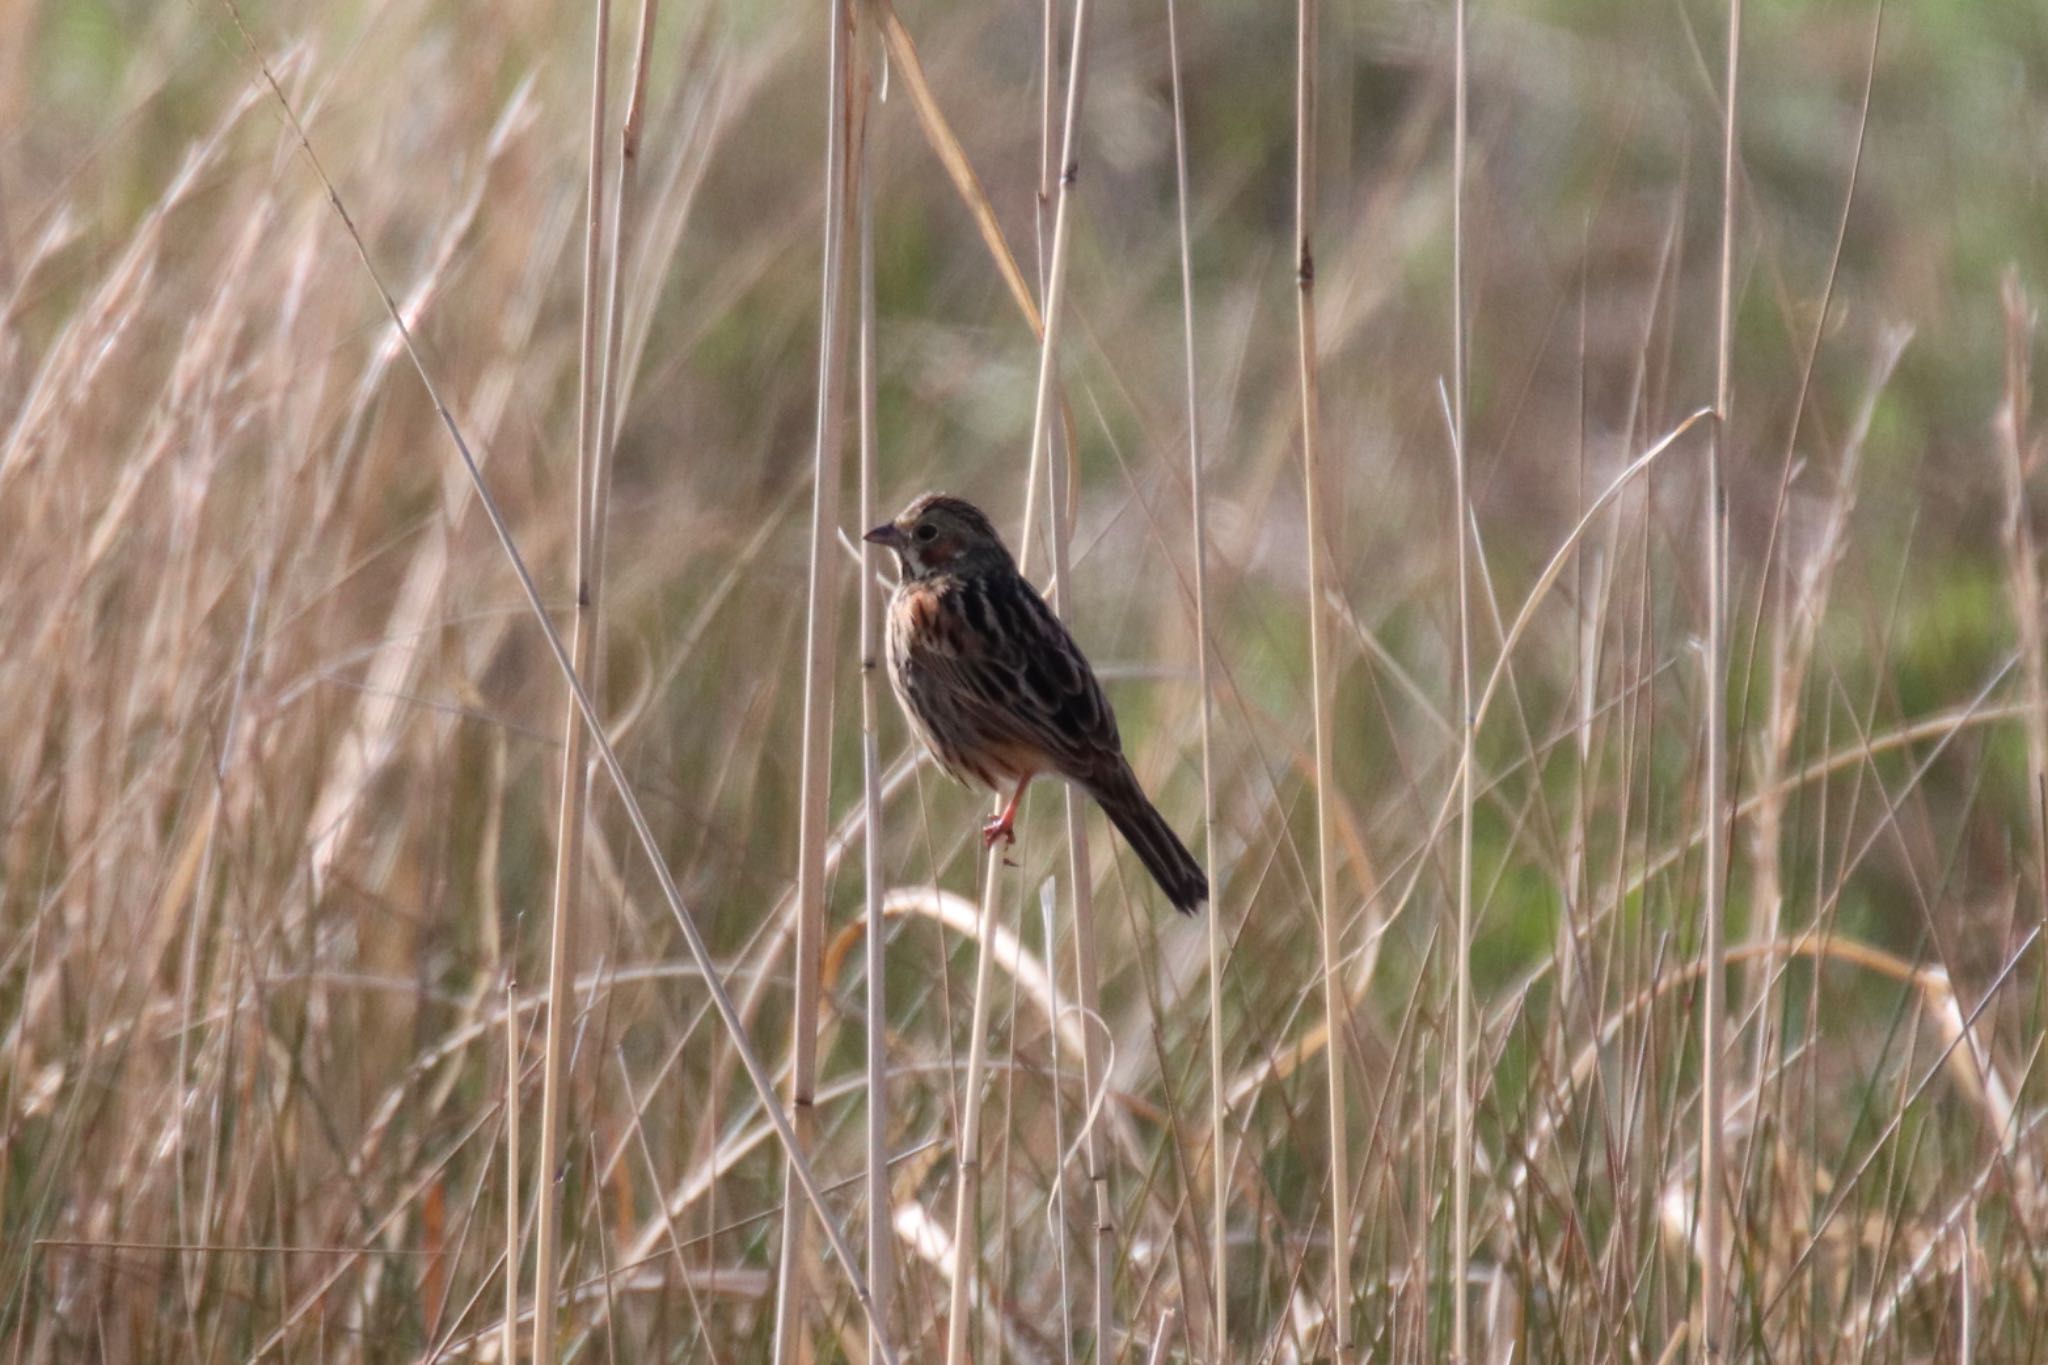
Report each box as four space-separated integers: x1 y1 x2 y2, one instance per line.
4 0 2048 1358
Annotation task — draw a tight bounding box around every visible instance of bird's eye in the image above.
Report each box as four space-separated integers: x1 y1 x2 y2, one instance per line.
915 524 938 543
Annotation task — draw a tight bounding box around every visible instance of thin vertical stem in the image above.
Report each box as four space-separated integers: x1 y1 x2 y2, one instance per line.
2001 276 2045 930
1163 0 1220 1350
1032 7 1081 1358
1016 0 1105 1352
1037 0 1058 285
503 977 521 1364
1041 878 1076 1356
1145 1308 1180 1365
533 2 611 1355
1450 0 1473 1358
1701 0 1740 1352
940 0 1102 1313
1015 0 1092 582
588 0 659 664
1295 0 1347 1351
1163 0 1225 1350
1048 392 1111 1365
771 0 857 1352
945 849 1008 1365
855 35 892 1352
1013 0 1060 584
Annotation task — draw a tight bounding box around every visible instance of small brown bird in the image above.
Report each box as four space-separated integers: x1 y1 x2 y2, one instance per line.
865 492 1208 914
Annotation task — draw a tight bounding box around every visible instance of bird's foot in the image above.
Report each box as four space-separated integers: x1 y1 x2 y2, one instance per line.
981 812 1018 849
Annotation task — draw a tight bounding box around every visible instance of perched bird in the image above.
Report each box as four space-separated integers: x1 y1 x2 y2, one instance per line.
864 492 1209 914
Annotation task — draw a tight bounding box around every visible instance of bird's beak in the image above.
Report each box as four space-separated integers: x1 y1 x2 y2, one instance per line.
863 523 903 547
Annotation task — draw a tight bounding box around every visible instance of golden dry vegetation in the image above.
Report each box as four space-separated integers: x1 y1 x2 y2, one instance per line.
4 0 2048 1359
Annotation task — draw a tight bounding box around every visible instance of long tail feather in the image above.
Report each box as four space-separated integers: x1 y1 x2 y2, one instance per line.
1088 763 1208 915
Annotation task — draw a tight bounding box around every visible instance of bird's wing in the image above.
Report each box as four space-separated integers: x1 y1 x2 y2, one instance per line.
917 571 1123 780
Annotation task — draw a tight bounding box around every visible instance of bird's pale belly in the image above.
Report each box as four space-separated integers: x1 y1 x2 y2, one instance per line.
894 664 1025 789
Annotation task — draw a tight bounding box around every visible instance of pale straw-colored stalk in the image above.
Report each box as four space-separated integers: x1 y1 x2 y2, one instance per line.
770 0 858 1350
1736 0 1882 1102
1995 278 2046 1227
1145 1307 1179 1364
532 28 660 1344
942 0 1097 1358
503 977 521 1364
941 0 1099 1353
1162 0 1226 1350
2000 277 2045 925
1034 0 1109 1350
1449 0 1473 1356
944 851 1011 1365
1700 0 1741 1348
1294 0 1348 1349
854 39 894 1352
1746 330 1902 1097
1030 16 1079 1362
1040 878 1076 1356
1047 406 1112 1365
589 0 660 656
532 2 612 1354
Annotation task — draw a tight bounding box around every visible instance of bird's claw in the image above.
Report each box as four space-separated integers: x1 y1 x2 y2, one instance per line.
980 816 1017 849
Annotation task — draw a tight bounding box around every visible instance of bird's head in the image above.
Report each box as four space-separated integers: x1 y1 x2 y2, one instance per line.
864 492 1012 580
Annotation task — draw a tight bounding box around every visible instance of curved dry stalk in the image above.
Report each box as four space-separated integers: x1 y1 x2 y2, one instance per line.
896 1201 1054 1364
1849 1109 2046 1346
871 0 1041 340
1145 1307 1179 1364
1760 927 2041 1327
1511 932 1997 1190
819 891 1183 1233
827 888 1089 1062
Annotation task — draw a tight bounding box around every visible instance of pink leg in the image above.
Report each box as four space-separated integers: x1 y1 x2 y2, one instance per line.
981 776 1032 848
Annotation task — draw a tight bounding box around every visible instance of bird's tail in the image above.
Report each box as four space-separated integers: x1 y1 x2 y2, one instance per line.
1088 762 1209 915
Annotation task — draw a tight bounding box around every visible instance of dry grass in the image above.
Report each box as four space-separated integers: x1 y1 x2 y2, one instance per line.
5 0 2048 1359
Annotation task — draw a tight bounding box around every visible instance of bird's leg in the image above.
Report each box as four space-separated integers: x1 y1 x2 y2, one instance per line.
982 777 1031 849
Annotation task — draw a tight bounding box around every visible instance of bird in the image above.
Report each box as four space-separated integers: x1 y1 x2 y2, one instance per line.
864 491 1209 914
